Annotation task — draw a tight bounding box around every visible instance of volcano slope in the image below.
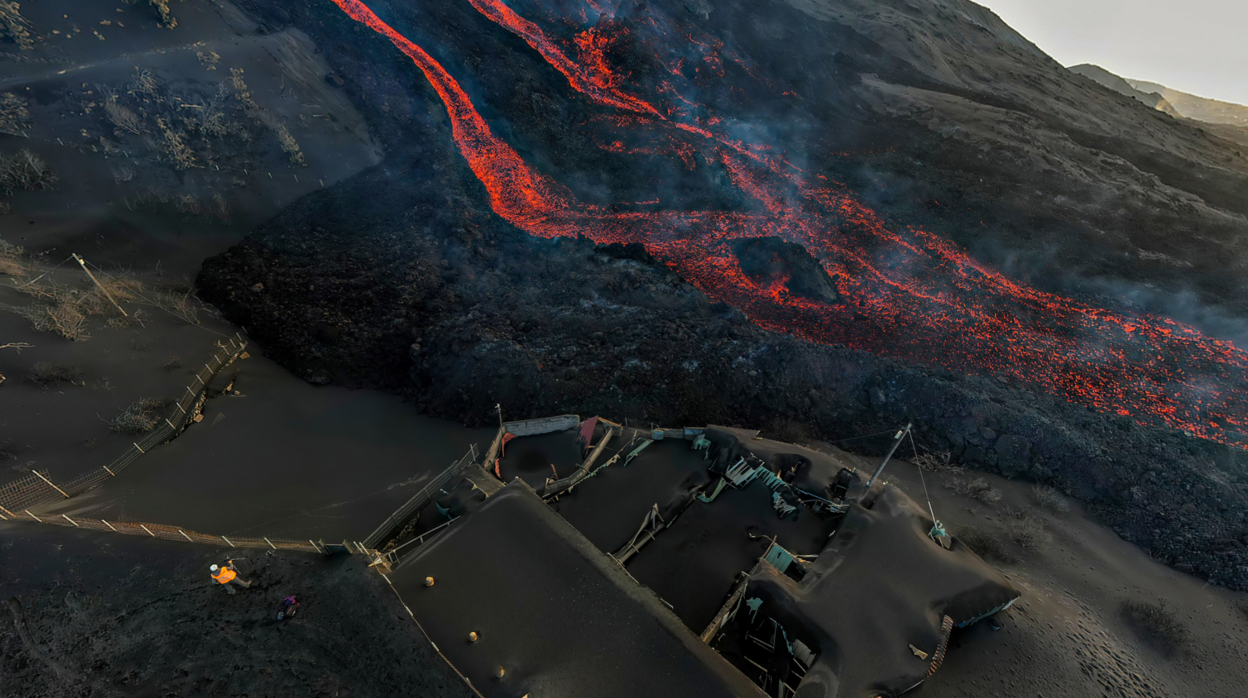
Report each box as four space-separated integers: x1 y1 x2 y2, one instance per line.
198 0 1248 590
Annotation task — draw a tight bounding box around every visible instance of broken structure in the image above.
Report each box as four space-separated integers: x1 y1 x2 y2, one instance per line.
369 417 1019 697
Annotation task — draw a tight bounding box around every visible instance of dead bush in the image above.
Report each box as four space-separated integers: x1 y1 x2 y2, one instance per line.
90 274 142 306
955 526 1019 564
914 449 961 474
0 1 34 51
131 67 161 96
0 92 30 137
156 117 198 170
257 110 306 166
110 397 168 433
147 0 178 29
1032 484 1071 513
1121 600 1188 653
0 237 29 276
1004 514 1052 553
28 362 82 387
151 287 201 324
103 95 145 136
948 476 1002 505
111 162 136 183
20 291 89 340
0 149 59 194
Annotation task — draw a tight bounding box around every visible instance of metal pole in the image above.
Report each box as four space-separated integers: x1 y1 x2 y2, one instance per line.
72 254 128 317
32 470 70 498
866 423 911 489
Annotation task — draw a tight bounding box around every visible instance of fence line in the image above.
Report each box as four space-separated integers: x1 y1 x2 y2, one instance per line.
0 506 373 555
0 334 249 514
363 445 479 551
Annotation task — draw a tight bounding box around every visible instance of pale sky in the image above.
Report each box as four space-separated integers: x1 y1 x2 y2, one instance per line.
978 0 1248 105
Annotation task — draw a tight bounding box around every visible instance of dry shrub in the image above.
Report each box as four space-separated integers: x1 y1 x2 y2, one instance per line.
258 110 306 166
229 69 304 164
0 149 58 194
15 274 134 339
1004 513 1052 553
104 95 145 136
1121 600 1188 653
112 162 136 183
131 67 160 96
28 362 81 387
196 47 220 71
1032 484 1071 513
0 91 30 137
914 449 960 474
955 526 1019 564
151 287 201 324
162 356 182 371
156 117 197 169
948 476 1002 505
92 275 142 305
0 237 29 276
110 397 168 433
20 291 89 340
0 1 34 51
148 0 178 29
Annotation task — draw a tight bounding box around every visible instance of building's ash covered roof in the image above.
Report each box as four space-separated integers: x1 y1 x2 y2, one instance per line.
389 481 765 698
740 484 1019 697
702 427 1019 698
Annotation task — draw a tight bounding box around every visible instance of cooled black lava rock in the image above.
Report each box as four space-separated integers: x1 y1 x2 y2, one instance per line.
732 236 839 303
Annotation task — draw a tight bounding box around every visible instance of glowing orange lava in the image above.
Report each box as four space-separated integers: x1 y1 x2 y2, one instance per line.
329 0 1248 446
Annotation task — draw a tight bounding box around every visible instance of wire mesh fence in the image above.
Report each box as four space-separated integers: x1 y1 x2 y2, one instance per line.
0 334 249 515
0 506 366 555
363 444 479 550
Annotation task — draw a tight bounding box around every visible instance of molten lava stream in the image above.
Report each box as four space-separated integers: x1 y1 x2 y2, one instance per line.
331 0 1248 446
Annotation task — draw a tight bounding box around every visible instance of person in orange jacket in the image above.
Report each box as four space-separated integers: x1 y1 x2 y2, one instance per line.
209 560 252 594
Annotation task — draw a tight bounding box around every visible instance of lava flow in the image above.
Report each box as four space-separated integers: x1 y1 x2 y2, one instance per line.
329 0 1248 447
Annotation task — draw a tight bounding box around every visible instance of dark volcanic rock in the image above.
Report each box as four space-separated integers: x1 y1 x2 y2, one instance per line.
732 237 839 303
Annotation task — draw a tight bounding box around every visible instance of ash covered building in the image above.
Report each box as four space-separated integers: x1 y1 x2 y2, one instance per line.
370 417 1018 697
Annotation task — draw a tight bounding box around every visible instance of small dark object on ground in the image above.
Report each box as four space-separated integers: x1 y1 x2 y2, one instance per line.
1121 600 1188 652
955 526 1020 564
110 397 169 433
276 595 301 621
162 356 183 370
28 362 81 387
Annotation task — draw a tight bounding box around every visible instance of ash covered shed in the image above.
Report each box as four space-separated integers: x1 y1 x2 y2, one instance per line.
388 480 765 698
